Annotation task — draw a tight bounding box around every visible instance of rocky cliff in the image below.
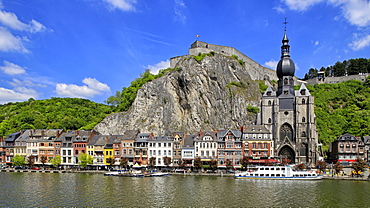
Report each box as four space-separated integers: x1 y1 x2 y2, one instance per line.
94 53 265 136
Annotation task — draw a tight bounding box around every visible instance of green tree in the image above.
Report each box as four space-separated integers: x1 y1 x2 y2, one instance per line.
12 155 26 167
50 155 62 168
78 153 94 168
106 157 115 168
209 159 218 172
333 161 343 175
163 156 172 168
178 159 187 169
40 155 47 168
148 157 156 169
295 163 307 170
316 160 327 174
27 155 35 167
351 157 367 176
240 156 250 170
120 157 129 169
225 159 233 171
193 157 202 172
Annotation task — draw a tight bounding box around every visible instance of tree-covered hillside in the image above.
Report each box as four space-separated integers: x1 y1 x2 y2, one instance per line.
0 97 113 137
304 58 370 79
307 78 370 148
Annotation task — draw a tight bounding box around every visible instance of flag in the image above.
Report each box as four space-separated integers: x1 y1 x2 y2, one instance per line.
196 35 200 37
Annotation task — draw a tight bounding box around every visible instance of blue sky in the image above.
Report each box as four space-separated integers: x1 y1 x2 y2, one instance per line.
0 0 369 104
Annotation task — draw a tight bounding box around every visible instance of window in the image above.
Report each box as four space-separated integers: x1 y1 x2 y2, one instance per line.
302 131 307 137
302 98 306 104
302 117 306 122
268 100 272 106
268 118 272 123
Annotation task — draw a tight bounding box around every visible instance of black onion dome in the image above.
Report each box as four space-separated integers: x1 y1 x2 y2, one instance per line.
276 31 295 77
277 58 295 77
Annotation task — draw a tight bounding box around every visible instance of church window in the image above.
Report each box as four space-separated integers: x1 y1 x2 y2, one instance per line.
302 131 306 137
302 98 306 104
300 89 306 95
284 78 288 85
302 117 306 122
268 100 271 106
268 118 272 123
284 111 289 115
290 78 294 85
267 91 271 96
280 124 294 143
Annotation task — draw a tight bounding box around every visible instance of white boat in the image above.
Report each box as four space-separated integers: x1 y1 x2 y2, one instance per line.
150 172 170 177
104 170 122 176
234 166 322 180
131 170 145 177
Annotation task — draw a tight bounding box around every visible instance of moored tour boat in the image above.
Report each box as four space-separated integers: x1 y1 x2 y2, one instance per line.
150 171 170 177
234 166 322 180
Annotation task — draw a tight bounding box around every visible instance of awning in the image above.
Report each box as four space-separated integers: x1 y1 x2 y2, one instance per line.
338 159 357 162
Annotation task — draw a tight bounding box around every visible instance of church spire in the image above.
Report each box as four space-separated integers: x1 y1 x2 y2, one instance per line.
276 18 295 78
281 18 290 58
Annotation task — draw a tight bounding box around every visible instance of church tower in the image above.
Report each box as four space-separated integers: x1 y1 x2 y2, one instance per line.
259 27 320 165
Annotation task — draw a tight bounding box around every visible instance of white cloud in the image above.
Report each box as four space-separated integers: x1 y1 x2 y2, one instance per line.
8 78 47 88
329 0 370 27
0 10 46 33
0 27 28 52
0 61 26 75
82 77 111 92
264 60 278 69
146 60 170 75
315 40 319 46
56 78 111 98
174 0 186 24
349 33 370 50
274 5 286 13
103 0 136 11
282 0 324 11
0 87 34 104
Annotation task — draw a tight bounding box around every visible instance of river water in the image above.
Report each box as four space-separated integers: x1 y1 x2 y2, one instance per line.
0 172 369 207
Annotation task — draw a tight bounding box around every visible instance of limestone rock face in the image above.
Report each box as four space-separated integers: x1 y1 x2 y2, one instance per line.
94 54 262 135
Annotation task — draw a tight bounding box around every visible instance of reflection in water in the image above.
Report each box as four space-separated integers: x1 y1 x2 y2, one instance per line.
0 172 369 207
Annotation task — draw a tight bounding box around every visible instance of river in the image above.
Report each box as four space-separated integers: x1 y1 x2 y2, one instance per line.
0 172 369 207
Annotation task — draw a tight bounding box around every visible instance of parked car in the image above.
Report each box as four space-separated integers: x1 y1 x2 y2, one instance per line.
31 167 40 170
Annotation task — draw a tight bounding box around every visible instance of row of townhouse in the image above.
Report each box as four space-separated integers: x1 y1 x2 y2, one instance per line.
328 133 370 164
0 125 276 169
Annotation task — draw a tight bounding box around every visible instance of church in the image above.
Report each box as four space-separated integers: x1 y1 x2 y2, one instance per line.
258 30 321 165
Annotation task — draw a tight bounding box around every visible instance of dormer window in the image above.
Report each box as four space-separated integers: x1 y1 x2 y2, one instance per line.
267 91 271 96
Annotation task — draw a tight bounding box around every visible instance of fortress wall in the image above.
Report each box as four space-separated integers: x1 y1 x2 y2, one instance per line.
187 41 278 81
307 74 369 85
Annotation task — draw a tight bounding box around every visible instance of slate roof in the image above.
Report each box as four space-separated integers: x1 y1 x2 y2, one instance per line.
183 135 195 148
5 132 21 142
216 130 242 140
241 125 271 134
